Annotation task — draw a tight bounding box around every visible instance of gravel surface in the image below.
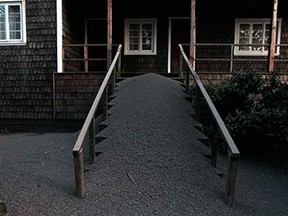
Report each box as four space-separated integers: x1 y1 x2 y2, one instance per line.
0 73 288 216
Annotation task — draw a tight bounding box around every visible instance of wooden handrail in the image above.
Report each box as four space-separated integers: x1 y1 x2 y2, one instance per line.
72 44 122 198
178 44 240 206
180 43 288 72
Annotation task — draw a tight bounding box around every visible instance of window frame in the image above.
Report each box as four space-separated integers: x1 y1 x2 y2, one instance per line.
0 0 26 46
124 18 157 55
234 18 282 56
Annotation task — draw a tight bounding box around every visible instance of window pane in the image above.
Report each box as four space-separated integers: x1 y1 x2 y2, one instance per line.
130 38 139 44
142 43 152 50
130 24 139 31
239 38 250 51
0 5 5 39
0 31 5 39
239 24 250 37
10 31 20 39
252 24 263 38
130 31 139 37
142 34 152 51
142 24 152 30
142 23 153 51
9 5 21 39
142 30 152 37
265 31 270 39
252 38 262 44
129 44 139 50
142 37 152 50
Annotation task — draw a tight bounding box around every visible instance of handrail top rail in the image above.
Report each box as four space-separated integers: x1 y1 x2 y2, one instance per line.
72 44 122 153
63 43 121 47
178 44 240 156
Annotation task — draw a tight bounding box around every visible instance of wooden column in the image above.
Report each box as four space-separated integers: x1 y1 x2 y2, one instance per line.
73 149 85 198
268 0 278 73
190 0 196 68
107 0 113 70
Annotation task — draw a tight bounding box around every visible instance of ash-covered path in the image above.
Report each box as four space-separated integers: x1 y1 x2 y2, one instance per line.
1 73 288 215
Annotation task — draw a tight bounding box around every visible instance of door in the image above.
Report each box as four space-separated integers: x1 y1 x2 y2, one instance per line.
85 19 107 71
168 18 190 73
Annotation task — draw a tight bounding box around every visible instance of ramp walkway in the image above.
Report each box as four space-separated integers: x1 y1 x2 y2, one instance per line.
1 73 288 215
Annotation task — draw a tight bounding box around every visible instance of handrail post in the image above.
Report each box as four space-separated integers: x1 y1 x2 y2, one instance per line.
211 122 219 168
73 149 85 198
72 45 122 199
195 86 201 120
89 115 96 163
84 45 88 72
225 153 239 206
179 52 183 79
186 65 190 93
111 68 116 95
178 43 240 206
103 86 109 120
117 53 121 78
230 45 234 73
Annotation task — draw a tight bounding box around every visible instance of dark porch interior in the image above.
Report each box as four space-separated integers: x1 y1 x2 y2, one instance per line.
62 0 288 74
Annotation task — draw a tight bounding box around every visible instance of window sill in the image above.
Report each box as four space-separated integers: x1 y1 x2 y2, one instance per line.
0 42 27 46
234 52 280 57
124 51 157 56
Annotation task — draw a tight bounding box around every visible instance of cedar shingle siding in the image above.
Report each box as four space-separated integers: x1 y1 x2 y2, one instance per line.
0 0 57 119
54 73 106 119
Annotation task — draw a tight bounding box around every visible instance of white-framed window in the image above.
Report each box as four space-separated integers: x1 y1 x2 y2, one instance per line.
0 0 26 45
234 18 282 56
124 19 157 55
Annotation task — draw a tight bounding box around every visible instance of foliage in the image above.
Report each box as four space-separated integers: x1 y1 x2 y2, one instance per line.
193 72 288 154
0 127 9 134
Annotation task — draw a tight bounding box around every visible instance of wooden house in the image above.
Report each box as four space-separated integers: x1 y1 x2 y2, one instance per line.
0 0 287 122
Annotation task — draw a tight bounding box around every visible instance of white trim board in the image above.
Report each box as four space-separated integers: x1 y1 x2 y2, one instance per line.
56 0 63 73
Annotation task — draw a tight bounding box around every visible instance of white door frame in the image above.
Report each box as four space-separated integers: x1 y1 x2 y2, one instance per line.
167 17 189 73
56 0 63 73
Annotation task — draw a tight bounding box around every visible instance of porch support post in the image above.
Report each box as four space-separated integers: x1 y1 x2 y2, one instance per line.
56 0 63 73
107 0 113 70
190 0 196 69
167 18 172 74
268 0 278 73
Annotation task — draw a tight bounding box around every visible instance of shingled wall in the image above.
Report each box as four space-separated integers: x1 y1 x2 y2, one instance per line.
0 0 57 119
54 73 106 119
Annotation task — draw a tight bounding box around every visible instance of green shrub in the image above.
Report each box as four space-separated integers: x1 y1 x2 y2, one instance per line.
193 72 288 155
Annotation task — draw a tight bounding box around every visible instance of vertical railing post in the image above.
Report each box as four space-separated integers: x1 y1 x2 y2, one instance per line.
194 85 201 120
230 45 234 73
179 51 183 79
225 153 239 206
186 66 190 93
103 86 109 120
117 53 121 78
111 68 116 95
73 149 85 198
84 45 88 72
211 122 219 168
89 116 96 163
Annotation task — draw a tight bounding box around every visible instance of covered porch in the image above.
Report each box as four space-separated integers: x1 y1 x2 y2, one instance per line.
56 0 288 77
